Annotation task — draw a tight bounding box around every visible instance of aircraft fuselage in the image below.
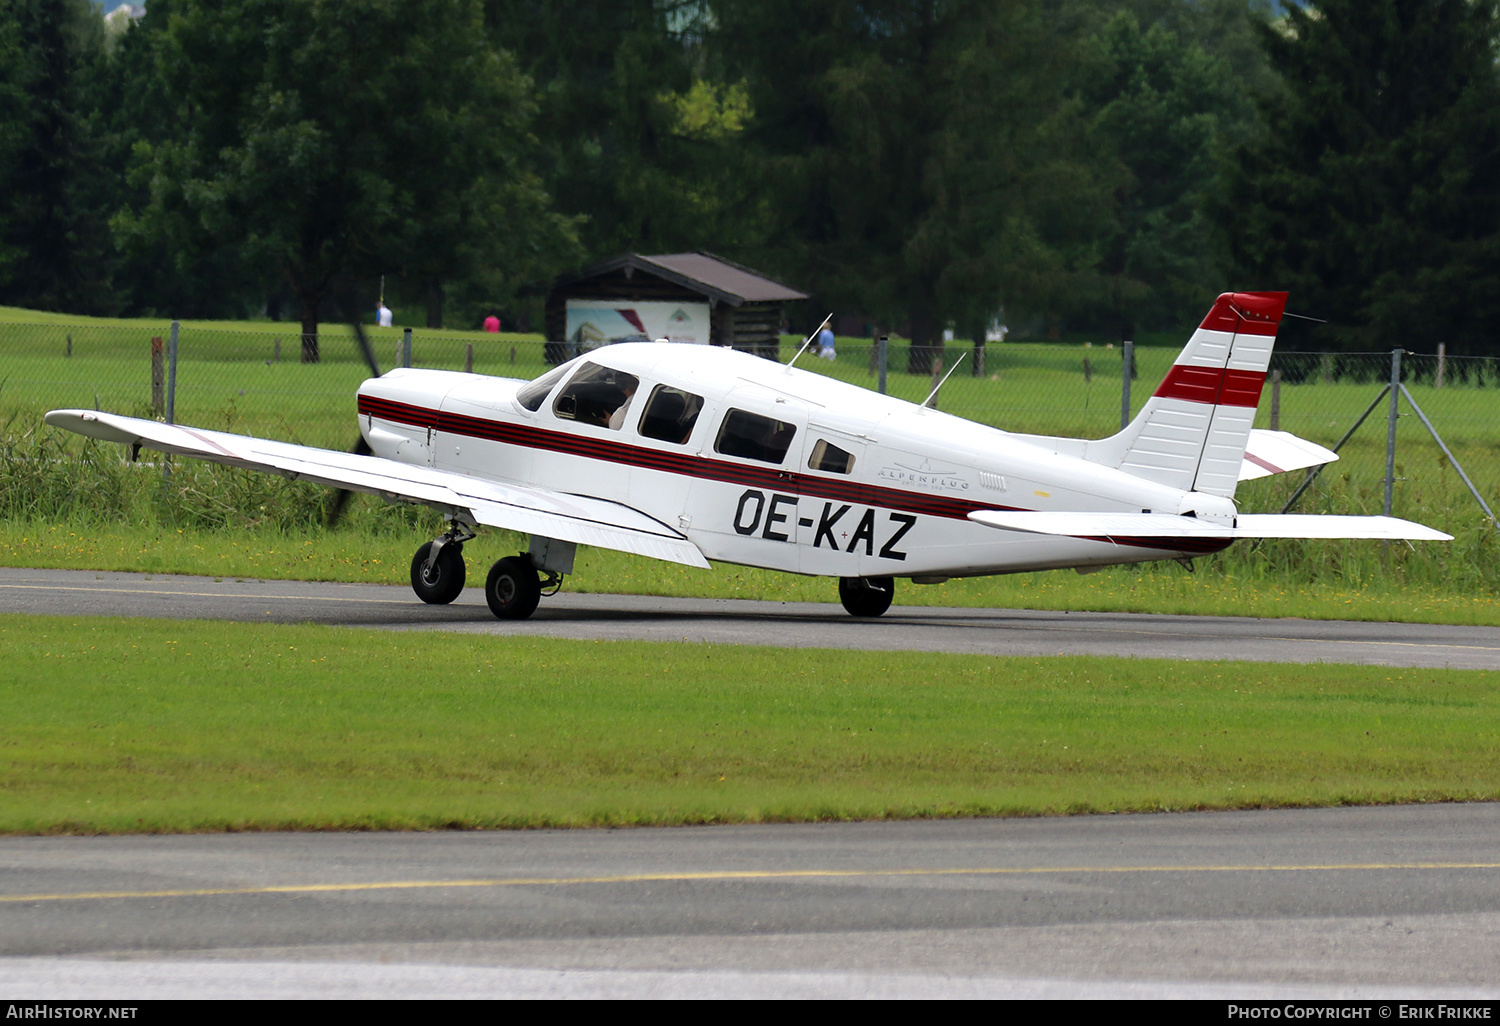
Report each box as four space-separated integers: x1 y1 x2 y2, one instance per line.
357 343 1225 580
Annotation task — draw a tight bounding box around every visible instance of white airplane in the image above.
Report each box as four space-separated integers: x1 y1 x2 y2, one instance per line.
47 291 1448 619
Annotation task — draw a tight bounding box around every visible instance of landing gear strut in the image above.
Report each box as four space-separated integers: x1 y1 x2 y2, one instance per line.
409 521 475 605
838 576 894 617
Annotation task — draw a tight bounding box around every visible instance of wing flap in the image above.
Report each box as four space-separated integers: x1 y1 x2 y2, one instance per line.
45 409 711 568
968 509 1451 542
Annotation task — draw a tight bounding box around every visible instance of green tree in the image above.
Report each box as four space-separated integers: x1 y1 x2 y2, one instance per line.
1076 8 1253 339
88 9 260 320
118 0 574 357
711 0 1108 373
485 0 767 265
0 0 116 314
1218 0 1500 353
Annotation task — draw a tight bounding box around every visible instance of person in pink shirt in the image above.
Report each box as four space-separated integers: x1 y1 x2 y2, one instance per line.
482 311 500 333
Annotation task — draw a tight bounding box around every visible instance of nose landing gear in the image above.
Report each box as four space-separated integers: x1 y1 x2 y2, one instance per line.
409 521 476 605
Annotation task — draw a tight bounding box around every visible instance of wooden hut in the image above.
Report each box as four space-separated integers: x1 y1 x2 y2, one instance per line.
543 252 807 362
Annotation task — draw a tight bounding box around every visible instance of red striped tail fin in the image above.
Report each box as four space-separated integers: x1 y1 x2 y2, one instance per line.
1094 292 1287 497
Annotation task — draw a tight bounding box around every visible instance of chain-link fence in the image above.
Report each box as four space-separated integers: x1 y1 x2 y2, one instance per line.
3 320 1497 524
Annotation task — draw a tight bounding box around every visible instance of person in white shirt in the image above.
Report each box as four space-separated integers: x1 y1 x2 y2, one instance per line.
608 381 638 430
377 302 393 328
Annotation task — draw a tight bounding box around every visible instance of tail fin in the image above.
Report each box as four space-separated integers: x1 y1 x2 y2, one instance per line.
1089 291 1287 497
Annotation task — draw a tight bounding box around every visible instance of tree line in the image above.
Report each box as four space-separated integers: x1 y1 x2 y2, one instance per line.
1 0 1497 359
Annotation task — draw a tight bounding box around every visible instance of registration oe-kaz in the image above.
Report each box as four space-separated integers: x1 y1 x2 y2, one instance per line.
47 292 1449 620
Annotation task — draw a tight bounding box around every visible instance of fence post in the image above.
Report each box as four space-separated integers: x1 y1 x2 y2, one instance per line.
927 356 944 410
166 320 178 425
151 336 164 416
1270 369 1281 431
465 342 474 373
273 337 281 363
401 327 412 368
1121 340 1133 430
877 336 889 395
1384 348 1402 517
65 333 71 357
1436 343 1446 389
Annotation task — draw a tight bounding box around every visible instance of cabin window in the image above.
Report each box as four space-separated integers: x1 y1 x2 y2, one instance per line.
551 362 640 429
808 439 855 475
714 409 797 464
637 384 704 444
515 363 571 412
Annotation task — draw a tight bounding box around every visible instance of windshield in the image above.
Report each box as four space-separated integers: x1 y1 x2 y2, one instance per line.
514 363 573 412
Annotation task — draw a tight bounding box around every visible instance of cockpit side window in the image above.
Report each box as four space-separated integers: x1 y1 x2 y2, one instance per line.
551 362 640 429
515 363 571 412
714 409 797 464
808 439 855 474
637 385 704 444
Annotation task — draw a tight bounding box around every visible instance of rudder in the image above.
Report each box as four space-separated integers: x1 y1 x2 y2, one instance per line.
1093 291 1286 497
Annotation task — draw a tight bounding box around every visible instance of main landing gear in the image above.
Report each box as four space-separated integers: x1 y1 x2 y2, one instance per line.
838 576 894 617
408 523 565 621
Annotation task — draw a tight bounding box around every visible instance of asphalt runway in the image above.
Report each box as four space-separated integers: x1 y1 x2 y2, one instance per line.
5 566 1500 668
2 806 1500 998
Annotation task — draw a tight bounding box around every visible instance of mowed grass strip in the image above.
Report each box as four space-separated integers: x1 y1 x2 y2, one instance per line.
3 613 1499 834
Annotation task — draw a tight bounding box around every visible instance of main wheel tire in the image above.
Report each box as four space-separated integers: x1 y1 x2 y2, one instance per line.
486 556 542 620
838 576 894 617
410 542 466 604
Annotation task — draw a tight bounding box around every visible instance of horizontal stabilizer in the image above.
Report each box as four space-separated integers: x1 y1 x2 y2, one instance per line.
1240 429 1338 482
968 509 1451 542
45 409 711 569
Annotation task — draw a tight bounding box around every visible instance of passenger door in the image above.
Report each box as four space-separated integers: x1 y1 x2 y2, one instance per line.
684 386 807 572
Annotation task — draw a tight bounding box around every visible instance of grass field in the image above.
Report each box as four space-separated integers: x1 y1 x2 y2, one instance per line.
3 613 1497 834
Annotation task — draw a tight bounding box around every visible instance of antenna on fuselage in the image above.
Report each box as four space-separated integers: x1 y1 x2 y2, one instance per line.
786 313 833 370
921 351 967 409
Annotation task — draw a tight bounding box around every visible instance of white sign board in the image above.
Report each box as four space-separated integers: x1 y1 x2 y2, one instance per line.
565 299 712 350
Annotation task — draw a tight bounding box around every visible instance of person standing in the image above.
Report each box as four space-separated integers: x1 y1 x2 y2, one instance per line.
482 311 500 333
377 301 393 328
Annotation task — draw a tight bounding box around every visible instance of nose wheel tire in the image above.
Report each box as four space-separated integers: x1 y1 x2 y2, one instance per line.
838 576 894 617
410 542 466 604
486 556 542 620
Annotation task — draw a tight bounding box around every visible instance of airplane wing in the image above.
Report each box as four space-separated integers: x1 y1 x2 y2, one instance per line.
1239 429 1339 482
44 409 711 569
968 509 1451 542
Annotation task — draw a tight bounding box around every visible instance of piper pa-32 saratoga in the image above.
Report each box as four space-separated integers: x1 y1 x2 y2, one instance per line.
47 291 1448 619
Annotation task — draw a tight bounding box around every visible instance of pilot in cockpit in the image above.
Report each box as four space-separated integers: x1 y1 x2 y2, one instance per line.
607 379 638 430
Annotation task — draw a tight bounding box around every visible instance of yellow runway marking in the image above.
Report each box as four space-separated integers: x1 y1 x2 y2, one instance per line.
4 862 1497 904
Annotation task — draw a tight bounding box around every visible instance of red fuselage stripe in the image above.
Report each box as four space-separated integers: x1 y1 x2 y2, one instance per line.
358 395 1210 554
359 395 1011 520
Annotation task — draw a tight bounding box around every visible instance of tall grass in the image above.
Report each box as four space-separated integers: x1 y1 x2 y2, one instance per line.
0 427 429 537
